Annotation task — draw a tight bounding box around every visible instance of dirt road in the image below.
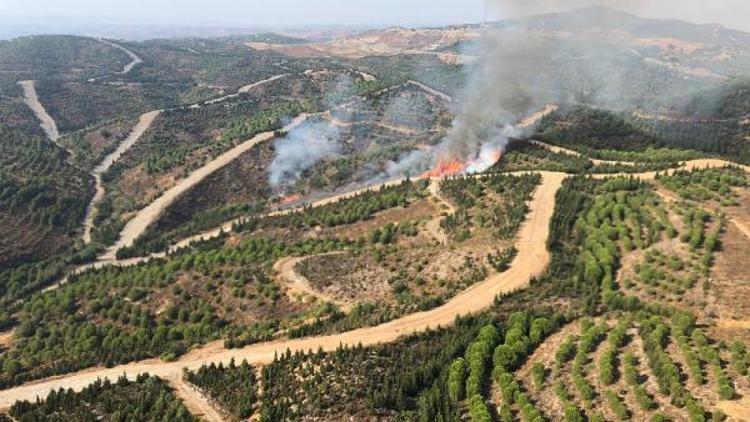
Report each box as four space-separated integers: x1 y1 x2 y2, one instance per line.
48 177 413 293
97 39 143 75
82 111 161 244
165 177 410 255
406 80 453 102
590 158 750 181
0 171 563 410
274 253 352 311
425 180 456 245
167 376 226 422
2 159 749 408
201 74 290 107
323 113 430 136
18 80 60 144
100 113 312 261
0 330 13 349
531 140 636 167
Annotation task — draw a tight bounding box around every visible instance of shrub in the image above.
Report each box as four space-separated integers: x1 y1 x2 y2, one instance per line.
468 394 492 422
599 348 617 385
556 336 577 368
564 404 585 422
633 385 655 410
622 353 641 385
447 358 466 402
531 362 546 390
605 390 630 421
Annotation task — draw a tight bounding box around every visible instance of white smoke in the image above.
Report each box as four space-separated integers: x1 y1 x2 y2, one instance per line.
268 121 343 189
266 73 359 189
386 0 740 178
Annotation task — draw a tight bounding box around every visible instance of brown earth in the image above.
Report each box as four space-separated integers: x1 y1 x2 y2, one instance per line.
247 27 479 59
167 376 226 422
0 171 564 410
274 253 354 311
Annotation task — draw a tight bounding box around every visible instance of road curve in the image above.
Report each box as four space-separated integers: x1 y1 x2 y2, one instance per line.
83 110 161 244
2 159 749 408
0 171 563 409
274 253 352 311
406 80 453 103
97 39 143 75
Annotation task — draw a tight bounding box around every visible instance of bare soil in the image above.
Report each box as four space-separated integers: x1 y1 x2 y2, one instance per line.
0 172 564 410
168 376 226 422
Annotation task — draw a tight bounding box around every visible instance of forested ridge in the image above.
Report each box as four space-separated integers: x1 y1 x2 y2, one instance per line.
0 95 91 270
2 25 750 422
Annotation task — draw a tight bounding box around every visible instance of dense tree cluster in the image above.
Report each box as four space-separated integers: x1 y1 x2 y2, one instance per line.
440 173 540 241
260 321 479 421
0 35 129 81
0 99 91 270
574 178 671 312
185 359 258 419
0 236 350 387
659 167 747 205
9 374 194 421
538 106 662 152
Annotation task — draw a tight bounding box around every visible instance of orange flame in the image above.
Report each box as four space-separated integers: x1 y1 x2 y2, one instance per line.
278 194 302 206
422 149 504 179
422 157 466 179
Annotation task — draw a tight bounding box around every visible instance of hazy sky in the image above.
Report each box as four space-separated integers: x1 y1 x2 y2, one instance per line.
2 0 750 31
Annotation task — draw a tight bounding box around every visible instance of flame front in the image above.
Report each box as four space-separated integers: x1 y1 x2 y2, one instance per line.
279 194 302 206
422 157 466 179
423 148 503 179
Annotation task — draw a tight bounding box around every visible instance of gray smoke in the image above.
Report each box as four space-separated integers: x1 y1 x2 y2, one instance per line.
385 28 554 177
267 73 358 189
268 121 343 189
386 0 747 178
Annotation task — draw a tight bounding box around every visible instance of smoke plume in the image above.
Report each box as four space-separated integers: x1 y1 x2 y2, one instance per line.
386 0 746 178
267 73 356 189
268 121 343 189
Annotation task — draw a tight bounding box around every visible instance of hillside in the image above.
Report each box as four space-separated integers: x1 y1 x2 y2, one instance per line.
0 6 750 422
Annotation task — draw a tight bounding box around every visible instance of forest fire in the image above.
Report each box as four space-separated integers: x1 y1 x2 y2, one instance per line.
421 148 503 179
278 193 302 206
422 157 465 179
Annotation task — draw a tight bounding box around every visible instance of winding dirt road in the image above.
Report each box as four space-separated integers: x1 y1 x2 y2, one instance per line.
100 113 312 261
83 73 291 246
274 253 352 311
531 140 637 167
96 39 143 75
1 155 749 409
201 74 290 107
0 171 563 410
82 111 161 244
8 72 750 414
406 80 453 102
